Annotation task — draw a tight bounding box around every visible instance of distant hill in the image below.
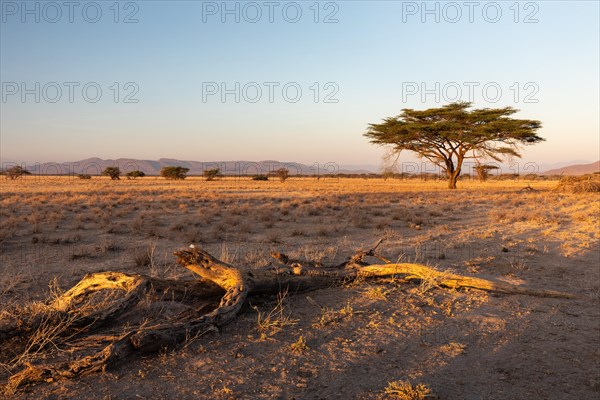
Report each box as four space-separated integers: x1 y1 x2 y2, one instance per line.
541 161 600 176
14 157 600 177
26 158 373 176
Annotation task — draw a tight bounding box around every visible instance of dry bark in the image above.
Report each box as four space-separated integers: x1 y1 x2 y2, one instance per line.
2 242 576 393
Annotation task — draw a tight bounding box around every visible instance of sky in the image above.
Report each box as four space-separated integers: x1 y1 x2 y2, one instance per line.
1 0 599 171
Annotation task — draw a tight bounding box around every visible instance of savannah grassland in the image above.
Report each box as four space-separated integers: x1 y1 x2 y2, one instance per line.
0 176 599 399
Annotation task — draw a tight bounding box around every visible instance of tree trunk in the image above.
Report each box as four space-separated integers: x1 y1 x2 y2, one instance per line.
1 242 576 394
447 168 460 189
447 175 458 189
444 159 458 189
445 154 464 189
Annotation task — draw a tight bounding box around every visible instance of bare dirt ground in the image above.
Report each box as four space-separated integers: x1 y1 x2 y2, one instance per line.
1 176 598 399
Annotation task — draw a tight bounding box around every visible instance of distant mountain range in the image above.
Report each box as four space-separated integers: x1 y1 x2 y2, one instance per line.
23 158 374 176
541 160 600 176
4 157 599 176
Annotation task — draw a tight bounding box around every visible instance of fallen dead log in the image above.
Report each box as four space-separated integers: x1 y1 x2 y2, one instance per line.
520 184 538 192
2 242 576 393
0 272 223 343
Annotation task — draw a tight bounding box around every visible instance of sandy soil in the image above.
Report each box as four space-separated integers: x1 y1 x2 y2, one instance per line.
1 176 598 399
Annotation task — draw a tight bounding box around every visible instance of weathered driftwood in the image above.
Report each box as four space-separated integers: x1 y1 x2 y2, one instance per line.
2 242 576 392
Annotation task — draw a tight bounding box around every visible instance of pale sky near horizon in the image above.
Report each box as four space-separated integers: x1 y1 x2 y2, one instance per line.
1 1 598 169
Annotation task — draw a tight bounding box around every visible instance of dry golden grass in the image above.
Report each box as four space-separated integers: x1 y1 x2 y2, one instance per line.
555 174 600 193
0 175 598 399
1 175 598 303
383 380 433 399
253 290 298 339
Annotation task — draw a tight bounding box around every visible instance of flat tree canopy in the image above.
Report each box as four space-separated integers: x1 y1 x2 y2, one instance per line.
160 166 189 180
365 102 543 188
125 170 146 179
203 168 221 181
102 167 121 180
2 166 32 180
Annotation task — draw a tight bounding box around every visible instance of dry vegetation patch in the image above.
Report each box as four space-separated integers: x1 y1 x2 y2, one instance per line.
555 173 600 193
0 176 598 399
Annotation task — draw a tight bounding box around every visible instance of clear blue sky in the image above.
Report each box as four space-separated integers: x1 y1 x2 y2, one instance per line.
1 1 598 168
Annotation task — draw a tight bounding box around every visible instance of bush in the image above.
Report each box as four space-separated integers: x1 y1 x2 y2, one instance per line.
252 175 269 181
102 167 121 180
160 166 189 180
384 380 432 400
275 168 289 183
203 168 221 181
126 170 146 180
77 174 92 180
555 174 600 193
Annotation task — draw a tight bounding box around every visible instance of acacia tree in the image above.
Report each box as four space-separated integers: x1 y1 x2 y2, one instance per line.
474 164 499 182
3 166 32 180
102 167 121 180
365 102 543 189
161 166 189 180
125 170 146 180
203 168 220 181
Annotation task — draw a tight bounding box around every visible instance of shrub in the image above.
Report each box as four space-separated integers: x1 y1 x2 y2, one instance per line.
252 175 269 181
203 168 221 181
384 380 432 400
77 174 92 180
555 174 600 193
160 166 189 180
290 335 309 353
275 168 289 183
102 167 121 180
126 170 146 180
